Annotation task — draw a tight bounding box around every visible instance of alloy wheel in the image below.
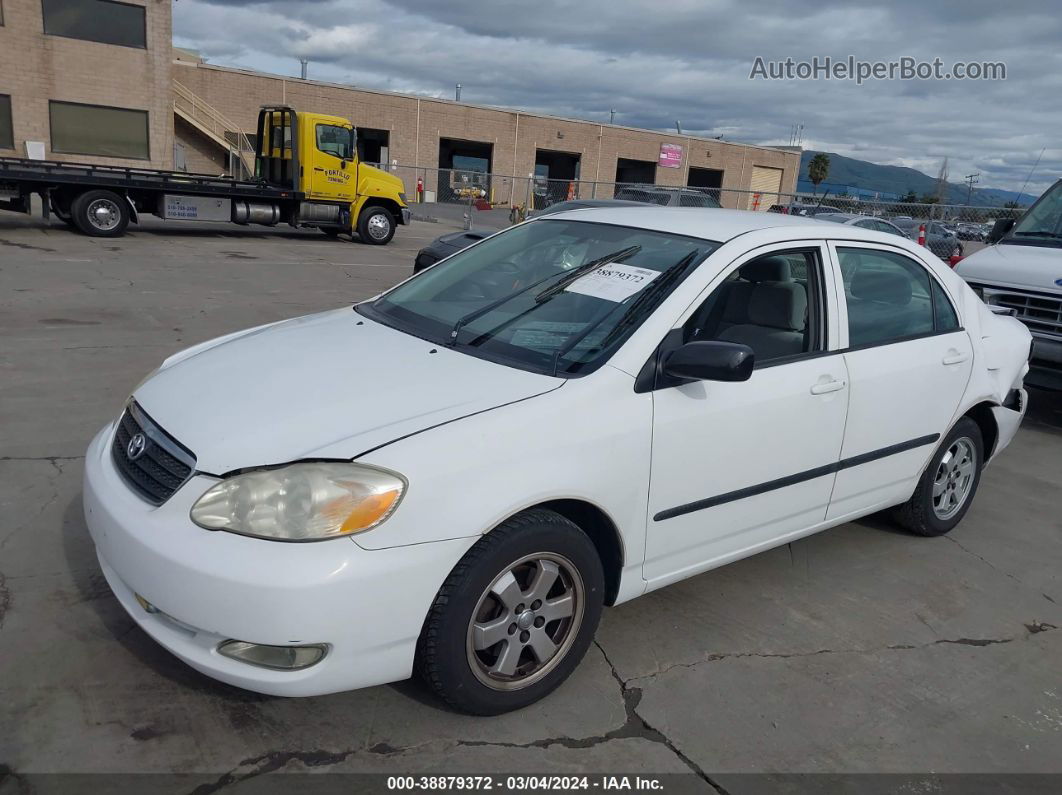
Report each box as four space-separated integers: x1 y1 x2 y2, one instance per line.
466 553 584 691
932 436 976 520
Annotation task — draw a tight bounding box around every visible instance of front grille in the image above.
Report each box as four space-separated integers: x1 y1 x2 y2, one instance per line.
111 403 197 505
979 286 1062 338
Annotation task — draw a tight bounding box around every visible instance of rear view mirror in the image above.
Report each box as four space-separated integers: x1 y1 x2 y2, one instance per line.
987 218 1014 244
663 341 754 382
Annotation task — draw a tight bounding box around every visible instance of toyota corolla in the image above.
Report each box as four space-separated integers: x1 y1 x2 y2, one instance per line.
84 207 1031 714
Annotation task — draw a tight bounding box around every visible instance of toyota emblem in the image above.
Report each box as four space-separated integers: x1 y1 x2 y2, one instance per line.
126 432 147 461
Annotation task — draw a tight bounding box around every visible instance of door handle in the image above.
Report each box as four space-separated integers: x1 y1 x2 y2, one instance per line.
810 379 846 395
313 167 325 171
942 351 969 365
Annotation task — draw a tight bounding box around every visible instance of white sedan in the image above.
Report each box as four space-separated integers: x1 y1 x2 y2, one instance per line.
83 208 1031 714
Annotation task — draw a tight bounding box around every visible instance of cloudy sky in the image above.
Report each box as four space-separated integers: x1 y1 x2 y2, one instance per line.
174 0 1062 196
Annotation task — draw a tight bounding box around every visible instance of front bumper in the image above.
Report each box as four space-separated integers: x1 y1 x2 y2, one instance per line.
83 423 471 696
1027 335 1062 390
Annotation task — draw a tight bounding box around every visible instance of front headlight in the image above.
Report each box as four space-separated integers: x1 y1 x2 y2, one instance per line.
190 462 406 541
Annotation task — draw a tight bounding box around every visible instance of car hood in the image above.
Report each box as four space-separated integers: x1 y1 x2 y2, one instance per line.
133 308 562 474
957 243 1062 294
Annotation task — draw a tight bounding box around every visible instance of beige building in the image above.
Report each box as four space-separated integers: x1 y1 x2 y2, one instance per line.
0 0 173 169
1 0 799 209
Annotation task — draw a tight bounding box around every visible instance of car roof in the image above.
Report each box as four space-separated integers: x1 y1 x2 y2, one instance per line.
540 206 880 243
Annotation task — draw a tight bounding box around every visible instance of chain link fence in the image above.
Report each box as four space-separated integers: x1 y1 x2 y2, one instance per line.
372 164 1025 260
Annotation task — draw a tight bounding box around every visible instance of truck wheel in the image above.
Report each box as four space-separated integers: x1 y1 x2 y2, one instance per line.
71 190 129 237
357 206 395 245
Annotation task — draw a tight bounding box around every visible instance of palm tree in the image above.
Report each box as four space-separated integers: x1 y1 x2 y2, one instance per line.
807 153 830 196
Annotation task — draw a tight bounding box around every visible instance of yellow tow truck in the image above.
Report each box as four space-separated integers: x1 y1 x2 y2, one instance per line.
0 105 410 244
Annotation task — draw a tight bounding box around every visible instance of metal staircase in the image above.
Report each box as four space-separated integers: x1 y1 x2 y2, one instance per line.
173 80 255 179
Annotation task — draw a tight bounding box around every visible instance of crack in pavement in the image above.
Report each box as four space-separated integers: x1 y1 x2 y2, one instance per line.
624 621 1060 683
184 742 438 795
945 535 1060 606
459 642 731 795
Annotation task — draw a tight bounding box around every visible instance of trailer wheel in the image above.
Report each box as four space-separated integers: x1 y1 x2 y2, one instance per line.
357 205 395 245
71 190 129 237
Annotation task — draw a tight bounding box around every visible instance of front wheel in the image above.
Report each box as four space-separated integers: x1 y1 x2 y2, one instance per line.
892 417 984 536
356 206 395 245
417 509 604 715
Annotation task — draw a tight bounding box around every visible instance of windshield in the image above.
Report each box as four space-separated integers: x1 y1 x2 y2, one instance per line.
1010 181 1062 244
358 219 717 376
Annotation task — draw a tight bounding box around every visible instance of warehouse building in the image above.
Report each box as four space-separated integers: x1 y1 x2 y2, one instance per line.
1 0 800 209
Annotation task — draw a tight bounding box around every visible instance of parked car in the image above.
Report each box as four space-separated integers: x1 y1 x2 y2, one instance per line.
957 178 1062 389
956 223 988 242
413 200 649 273
613 185 720 207
890 218 964 261
813 212 910 238
413 230 491 273
85 208 1030 714
768 202 840 217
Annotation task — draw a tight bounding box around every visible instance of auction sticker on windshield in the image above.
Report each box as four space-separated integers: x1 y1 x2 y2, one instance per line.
566 264 660 302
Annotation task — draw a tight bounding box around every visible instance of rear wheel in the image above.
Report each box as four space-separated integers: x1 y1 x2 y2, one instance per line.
893 417 983 536
71 190 129 237
357 205 395 245
417 509 604 715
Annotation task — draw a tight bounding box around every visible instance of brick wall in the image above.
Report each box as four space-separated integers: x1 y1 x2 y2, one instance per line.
173 61 800 200
0 0 173 169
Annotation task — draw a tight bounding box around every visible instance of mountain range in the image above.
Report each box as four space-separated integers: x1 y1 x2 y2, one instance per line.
797 150 1037 207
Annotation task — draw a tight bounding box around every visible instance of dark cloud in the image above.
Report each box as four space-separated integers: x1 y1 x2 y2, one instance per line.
174 0 1062 195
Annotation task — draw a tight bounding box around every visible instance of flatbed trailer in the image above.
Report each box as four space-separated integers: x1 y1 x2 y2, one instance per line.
0 105 410 244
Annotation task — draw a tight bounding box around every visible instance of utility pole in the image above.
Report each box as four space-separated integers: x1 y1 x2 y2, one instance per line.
964 172 980 205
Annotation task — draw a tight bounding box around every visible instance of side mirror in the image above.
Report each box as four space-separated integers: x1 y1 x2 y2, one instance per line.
987 218 1014 244
663 341 754 383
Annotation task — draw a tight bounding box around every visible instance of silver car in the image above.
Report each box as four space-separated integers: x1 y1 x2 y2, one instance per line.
814 212 911 239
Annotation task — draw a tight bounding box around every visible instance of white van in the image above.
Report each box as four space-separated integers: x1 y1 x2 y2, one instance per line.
957 180 1062 389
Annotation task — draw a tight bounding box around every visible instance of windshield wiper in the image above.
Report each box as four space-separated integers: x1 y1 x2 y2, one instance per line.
1013 230 1062 238
533 245 642 303
446 245 641 347
551 248 702 375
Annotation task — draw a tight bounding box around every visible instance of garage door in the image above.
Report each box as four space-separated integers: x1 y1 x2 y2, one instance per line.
747 166 783 211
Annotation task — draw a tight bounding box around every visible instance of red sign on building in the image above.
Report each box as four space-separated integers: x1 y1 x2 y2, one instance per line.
659 143 683 169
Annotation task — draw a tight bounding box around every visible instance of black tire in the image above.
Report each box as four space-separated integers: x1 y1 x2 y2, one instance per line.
893 416 984 537
356 205 395 245
319 225 344 238
71 189 129 237
417 509 605 715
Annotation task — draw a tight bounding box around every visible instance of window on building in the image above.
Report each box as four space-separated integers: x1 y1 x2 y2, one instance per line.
0 96 12 150
42 0 147 48
49 101 149 159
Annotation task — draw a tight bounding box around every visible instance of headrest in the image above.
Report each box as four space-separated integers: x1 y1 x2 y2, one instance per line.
740 256 791 283
748 282 807 331
851 270 912 306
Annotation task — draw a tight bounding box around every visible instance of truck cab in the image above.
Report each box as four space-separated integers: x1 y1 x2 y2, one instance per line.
257 106 409 243
956 180 1062 389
